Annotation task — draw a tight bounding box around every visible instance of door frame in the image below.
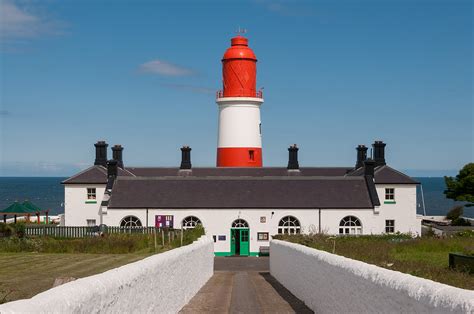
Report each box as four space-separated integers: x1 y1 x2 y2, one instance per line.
230 228 250 256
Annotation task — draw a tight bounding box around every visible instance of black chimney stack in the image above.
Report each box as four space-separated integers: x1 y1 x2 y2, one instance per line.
180 146 192 170
106 159 118 191
364 159 375 176
355 145 368 169
107 159 118 177
112 145 124 168
94 141 108 167
373 141 386 167
287 144 299 170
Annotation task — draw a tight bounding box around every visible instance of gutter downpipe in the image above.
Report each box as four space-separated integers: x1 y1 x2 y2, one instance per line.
318 209 321 234
146 208 149 227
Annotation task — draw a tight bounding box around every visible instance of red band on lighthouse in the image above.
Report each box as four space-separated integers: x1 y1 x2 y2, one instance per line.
217 147 262 167
216 35 264 167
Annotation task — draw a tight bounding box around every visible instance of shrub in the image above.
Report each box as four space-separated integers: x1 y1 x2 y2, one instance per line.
451 218 471 226
0 227 205 254
446 205 464 221
0 223 26 238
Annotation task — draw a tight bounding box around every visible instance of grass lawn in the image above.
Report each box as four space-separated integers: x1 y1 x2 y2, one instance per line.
274 233 474 290
0 252 151 303
0 226 205 303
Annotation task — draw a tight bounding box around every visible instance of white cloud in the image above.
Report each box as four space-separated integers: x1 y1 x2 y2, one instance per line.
0 0 65 45
139 59 196 77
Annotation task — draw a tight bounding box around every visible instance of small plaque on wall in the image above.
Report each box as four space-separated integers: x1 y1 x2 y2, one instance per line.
260 216 266 223
218 235 226 241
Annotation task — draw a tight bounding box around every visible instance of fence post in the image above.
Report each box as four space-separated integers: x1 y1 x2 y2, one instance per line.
154 228 157 252
180 227 183 247
161 229 164 246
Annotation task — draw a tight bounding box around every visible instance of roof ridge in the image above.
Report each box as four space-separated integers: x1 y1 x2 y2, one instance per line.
115 176 365 181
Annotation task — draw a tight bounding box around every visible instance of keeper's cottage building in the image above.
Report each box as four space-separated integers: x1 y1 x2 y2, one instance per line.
63 35 421 256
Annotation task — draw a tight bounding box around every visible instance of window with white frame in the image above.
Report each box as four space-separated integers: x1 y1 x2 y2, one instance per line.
232 219 249 228
278 216 301 234
87 188 96 200
385 220 395 233
120 216 142 228
182 216 202 229
385 188 395 201
339 216 362 235
86 219 96 226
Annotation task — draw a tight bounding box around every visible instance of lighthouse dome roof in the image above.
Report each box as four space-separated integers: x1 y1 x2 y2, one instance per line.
222 36 257 61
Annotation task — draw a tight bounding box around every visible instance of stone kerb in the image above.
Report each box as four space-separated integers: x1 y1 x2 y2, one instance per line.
0 236 214 314
270 239 474 314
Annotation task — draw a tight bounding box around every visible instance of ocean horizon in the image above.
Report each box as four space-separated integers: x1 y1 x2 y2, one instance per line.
0 176 472 219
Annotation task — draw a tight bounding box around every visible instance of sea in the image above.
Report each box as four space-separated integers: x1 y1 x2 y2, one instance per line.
0 177 472 218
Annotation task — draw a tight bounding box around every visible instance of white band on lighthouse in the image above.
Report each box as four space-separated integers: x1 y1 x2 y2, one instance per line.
216 97 264 148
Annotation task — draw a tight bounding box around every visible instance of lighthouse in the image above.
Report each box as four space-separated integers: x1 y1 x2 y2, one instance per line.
216 35 264 167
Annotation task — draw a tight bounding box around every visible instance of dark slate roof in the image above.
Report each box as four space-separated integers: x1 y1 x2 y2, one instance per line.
374 166 419 184
62 164 418 186
347 165 418 185
62 166 134 184
107 176 375 209
62 166 108 184
125 167 352 177
62 166 353 184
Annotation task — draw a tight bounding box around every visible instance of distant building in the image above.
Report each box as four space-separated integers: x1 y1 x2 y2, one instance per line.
62 35 420 256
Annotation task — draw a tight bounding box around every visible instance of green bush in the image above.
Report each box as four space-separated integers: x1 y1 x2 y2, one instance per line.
0 223 26 238
0 227 205 254
446 205 464 221
451 218 471 226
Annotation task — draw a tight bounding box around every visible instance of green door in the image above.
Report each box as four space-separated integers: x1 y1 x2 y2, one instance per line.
239 229 249 256
230 229 236 255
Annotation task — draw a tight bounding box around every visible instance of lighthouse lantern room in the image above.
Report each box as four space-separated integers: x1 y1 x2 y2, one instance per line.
216 35 264 167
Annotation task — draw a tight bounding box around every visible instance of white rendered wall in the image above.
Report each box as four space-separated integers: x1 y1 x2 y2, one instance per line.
217 97 263 148
270 240 474 313
0 237 214 314
104 197 420 255
104 209 318 255
319 184 420 235
375 184 421 235
64 184 105 226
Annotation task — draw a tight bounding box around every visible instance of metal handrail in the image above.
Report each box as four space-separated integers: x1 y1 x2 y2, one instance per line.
216 90 263 99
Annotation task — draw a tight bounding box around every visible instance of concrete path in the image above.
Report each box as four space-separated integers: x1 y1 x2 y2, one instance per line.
180 257 312 314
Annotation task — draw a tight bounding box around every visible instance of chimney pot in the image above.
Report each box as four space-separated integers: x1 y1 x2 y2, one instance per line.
355 144 368 169
372 140 387 167
112 145 124 168
287 144 299 170
94 141 108 167
180 146 192 169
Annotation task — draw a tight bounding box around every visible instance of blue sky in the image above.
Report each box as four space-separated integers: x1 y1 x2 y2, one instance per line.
0 0 472 177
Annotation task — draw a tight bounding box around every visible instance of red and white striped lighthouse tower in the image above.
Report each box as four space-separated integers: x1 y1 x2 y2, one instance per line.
216 35 264 167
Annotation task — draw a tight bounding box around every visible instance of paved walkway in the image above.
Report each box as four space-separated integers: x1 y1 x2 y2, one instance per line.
180 257 312 314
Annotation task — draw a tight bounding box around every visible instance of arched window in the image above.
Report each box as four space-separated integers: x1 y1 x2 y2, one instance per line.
120 216 142 228
182 216 202 229
232 219 249 228
339 216 362 235
278 216 301 234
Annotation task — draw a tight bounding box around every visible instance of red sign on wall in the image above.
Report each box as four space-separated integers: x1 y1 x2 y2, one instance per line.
155 215 174 228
